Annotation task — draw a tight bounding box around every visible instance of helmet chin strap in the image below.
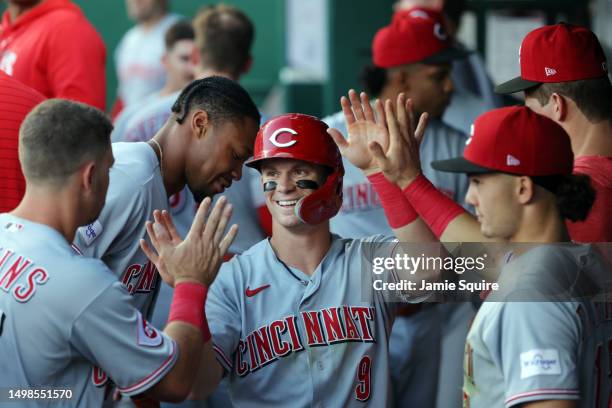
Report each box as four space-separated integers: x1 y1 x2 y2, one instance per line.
263 180 320 192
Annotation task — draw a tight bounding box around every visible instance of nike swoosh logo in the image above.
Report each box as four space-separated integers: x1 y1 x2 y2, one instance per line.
245 284 270 297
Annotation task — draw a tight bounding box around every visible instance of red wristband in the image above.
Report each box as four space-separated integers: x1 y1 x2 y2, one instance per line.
402 174 465 238
367 172 418 228
168 282 211 342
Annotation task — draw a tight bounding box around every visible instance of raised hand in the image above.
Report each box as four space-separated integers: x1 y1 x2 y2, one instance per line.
327 89 389 175
368 93 429 189
140 196 238 287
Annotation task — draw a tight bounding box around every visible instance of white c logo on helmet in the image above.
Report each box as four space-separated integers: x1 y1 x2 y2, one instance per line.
270 127 298 148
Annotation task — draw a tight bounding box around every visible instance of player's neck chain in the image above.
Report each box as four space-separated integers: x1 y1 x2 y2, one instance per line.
149 139 164 179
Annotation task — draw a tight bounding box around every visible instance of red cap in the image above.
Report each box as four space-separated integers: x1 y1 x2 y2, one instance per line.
432 106 574 176
372 8 466 68
495 23 608 94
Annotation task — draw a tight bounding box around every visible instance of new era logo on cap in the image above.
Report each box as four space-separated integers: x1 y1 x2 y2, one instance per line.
506 155 521 166
544 67 557 77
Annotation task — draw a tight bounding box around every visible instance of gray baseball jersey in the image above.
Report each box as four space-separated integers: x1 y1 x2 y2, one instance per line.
73 142 168 318
464 244 612 408
0 214 177 407
206 234 405 407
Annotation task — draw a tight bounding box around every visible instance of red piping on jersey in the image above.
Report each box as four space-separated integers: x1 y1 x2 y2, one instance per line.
117 340 177 395
213 343 233 369
505 388 579 405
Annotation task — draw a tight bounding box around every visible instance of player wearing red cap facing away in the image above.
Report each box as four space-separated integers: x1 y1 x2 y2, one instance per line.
495 23 612 243
146 111 439 406
0 0 106 110
364 102 609 407
320 8 470 407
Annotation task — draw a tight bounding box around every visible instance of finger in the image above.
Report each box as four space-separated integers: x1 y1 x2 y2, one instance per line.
161 210 181 242
405 98 416 138
213 203 233 246
348 89 365 121
414 112 429 145
139 239 159 265
384 99 400 151
396 93 408 140
145 220 159 250
152 210 171 242
187 197 211 240
374 99 387 128
368 141 389 169
361 92 375 122
327 128 349 152
219 224 239 256
202 196 227 242
340 96 356 127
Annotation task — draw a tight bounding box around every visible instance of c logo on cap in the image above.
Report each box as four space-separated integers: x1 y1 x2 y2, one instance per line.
434 23 447 41
270 127 298 148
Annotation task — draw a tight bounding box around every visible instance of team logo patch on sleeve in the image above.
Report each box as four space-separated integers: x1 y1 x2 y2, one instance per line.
78 220 103 246
520 349 561 379
136 311 163 347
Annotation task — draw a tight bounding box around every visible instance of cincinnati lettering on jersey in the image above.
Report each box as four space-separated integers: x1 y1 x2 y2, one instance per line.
342 182 456 214
341 183 381 213
0 247 48 302
233 306 376 377
121 261 158 294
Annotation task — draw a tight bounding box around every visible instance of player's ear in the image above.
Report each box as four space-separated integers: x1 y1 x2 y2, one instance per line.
81 161 97 192
516 176 535 205
191 110 210 140
550 93 567 122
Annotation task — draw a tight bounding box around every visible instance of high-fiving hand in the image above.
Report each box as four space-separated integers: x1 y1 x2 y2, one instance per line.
140 196 238 287
327 89 389 175
369 93 429 189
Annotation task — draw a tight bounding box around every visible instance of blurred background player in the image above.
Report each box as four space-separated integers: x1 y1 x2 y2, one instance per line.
495 23 612 243
0 98 237 406
0 72 45 213
0 0 106 110
112 19 195 139
113 0 180 116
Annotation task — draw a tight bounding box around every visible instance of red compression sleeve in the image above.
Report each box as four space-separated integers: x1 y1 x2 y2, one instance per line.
402 174 465 238
367 172 418 228
168 282 211 342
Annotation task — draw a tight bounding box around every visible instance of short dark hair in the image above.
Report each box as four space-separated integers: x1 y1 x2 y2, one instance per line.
193 4 254 78
164 20 195 50
19 99 113 186
525 76 612 123
171 76 260 126
532 174 596 222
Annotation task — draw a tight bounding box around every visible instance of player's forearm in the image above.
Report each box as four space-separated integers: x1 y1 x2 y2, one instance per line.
392 217 436 243
521 400 577 408
189 341 224 400
147 322 203 402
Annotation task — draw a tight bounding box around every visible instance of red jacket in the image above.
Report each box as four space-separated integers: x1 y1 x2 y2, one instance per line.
0 0 106 110
0 72 45 212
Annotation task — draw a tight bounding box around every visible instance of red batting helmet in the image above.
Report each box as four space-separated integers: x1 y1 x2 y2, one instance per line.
245 113 344 225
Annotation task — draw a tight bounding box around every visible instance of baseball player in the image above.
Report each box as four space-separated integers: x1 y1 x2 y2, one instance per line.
321 8 471 407
72 75 260 323
495 23 612 243
144 93 442 406
0 99 237 406
369 102 610 407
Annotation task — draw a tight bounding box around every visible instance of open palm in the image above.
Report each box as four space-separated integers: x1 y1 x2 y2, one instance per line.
328 90 390 174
